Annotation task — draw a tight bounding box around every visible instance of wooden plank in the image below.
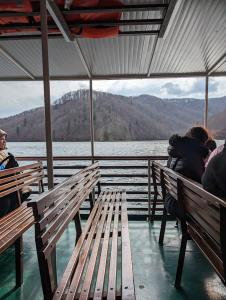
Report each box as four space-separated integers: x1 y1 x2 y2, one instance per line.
41 175 98 242
0 162 42 178
42 178 99 255
121 191 135 300
53 195 105 300
93 192 116 300
0 168 43 186
0 205 28 228
0 215 34 253
185 202 220 244
0 211 34 245
0 175 43 198
65 196 111 300
188 226 224 279
39 168 99 229
0 207 33 235
107 191 120 300
79 191 115 300
32 164 100 214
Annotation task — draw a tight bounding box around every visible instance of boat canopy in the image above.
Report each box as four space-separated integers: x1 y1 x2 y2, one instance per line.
0 0 225 81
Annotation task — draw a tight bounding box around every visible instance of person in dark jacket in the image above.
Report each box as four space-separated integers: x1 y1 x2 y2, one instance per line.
0 130 19 217
202 140 226 199
0 129 31 217
165 126 209 219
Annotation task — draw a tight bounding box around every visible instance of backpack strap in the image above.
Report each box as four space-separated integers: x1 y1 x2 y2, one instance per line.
0 155 10 167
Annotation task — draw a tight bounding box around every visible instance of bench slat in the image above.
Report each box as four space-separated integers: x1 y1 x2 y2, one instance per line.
43 178 99 258
107 191 120 300
53 195 103 300
0 206 32 234
0 162 42 178
79 192 114 300
93 193 116 300
65 199 110 300
121 191 136 300
41 174 98 243
39 169 99 231
0 175 43 198
34 162 99 214
0 167 43 185
0 207 34 253
188 225 224 280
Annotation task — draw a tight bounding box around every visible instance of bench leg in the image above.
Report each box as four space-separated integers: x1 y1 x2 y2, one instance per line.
175 232 188 288
89 192 94 210
159 207 167 245
74 212 82 243
15 236 23 287
97 182 101 196
150 193 158 222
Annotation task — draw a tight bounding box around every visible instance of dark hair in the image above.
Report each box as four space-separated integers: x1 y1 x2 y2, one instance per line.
185 126 209 144
206 139 217 152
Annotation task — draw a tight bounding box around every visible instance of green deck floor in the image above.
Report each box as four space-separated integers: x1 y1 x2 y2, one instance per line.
0 221 226 300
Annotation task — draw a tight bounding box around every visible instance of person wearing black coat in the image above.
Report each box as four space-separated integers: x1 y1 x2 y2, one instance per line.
202 141 226 199
165 127 209 219
0 130 20 217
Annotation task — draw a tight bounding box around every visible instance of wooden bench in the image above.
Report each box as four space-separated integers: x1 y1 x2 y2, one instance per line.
156 163 226 288
0 161 44 287
29 162 135 300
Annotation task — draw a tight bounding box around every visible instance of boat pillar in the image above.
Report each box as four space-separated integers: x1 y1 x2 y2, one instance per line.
40 0 54 189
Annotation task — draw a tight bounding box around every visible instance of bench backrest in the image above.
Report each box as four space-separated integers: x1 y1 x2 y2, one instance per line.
28 162 100 298
151 161 163 196
0 161 44 205
163 166 226 283
152 161 178 200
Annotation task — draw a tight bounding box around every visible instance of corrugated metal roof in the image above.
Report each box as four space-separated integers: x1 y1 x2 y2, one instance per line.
0 38 89 79
78 35 157 76
150 0 226 75
0 50 27 78
0 0 225 80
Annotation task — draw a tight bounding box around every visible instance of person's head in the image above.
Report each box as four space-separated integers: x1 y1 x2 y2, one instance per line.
185 126 209 145
206 139 217 152
0 129 7 150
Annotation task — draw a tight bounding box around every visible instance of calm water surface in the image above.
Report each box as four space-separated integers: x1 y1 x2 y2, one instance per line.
7 140 224 157
7 141 169 157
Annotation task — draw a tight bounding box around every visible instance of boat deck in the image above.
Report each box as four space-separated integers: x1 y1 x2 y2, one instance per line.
0 221 226 300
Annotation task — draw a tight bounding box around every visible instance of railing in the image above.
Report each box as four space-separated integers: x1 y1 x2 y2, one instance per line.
17 155 168 220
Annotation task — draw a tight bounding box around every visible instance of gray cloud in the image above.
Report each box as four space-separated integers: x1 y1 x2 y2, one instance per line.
161 82 185 96
0 78 224 118
161 78 220 98
209 78 220 93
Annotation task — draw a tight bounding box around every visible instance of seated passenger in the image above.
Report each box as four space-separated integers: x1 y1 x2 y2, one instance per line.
204 138 217 166
0 129 18 170
206 138 217 152
165 126 209 219
202 140 226 199
0 129 31 217
205 143 224 167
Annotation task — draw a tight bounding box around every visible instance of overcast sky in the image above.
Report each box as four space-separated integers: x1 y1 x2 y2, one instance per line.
0 77 225 118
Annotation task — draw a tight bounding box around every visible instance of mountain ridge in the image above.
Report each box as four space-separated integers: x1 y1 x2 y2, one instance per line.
0 89 226 141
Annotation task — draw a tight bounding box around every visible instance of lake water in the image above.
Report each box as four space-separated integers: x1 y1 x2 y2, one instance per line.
7 140 225 157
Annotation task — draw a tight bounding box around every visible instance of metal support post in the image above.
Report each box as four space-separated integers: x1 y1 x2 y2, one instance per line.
90 79 95 163
148 159 151 222
40 0 54 189
204 76 209 128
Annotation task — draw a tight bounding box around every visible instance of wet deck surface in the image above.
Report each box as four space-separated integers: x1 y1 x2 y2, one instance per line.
0 221 226 300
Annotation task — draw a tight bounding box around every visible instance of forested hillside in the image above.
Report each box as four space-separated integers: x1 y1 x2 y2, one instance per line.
1 90 226 141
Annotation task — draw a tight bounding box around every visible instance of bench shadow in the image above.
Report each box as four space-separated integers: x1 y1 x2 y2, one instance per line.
0 287 17 300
